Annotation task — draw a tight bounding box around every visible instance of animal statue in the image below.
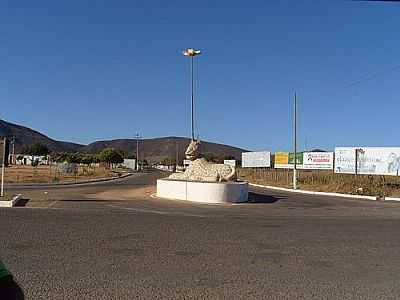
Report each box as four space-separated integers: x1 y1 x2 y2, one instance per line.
169 139 237 182
185 139 201 161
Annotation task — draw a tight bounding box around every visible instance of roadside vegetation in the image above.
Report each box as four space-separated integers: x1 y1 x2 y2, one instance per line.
8 144 132 184
237 168 400 197
4 165 124 184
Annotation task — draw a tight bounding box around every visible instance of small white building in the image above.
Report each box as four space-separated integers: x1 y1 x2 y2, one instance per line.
16 155 49 166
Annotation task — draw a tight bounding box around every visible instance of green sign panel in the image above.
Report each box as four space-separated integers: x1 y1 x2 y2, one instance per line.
288 152 303 165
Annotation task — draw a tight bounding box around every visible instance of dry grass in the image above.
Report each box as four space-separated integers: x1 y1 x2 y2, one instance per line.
237 168 400 197
3 165 121 184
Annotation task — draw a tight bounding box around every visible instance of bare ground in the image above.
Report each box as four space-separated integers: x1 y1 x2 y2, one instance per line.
3 165 123 184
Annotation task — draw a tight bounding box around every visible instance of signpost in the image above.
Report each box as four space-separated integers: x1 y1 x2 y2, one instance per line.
275 152 303 169
275 152 334 170
302 152 334 170
242 151 271 168
335 147 400 176
224 160 236 167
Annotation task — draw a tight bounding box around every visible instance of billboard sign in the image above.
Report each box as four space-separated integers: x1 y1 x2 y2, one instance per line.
275 152 289 167
303 152 334 170
242 151 271 168
275 152 332 170
275 152 304 169
224 160 236 167
122 159 136 170
335 147 400 176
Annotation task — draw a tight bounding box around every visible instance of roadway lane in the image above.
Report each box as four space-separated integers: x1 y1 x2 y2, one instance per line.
2 170 400 299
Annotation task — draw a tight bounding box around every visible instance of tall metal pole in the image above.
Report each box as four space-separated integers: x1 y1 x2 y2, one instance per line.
1 137 6 197
176 141 179 169
136 133 139 171
191 56 195 140
183 49 201 141
355 149 358 177
293 93 298 190
11 136 15 165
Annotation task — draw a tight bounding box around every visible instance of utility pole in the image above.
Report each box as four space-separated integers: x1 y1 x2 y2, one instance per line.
1 137 6 197
176 141 179 169
11 136 15 165
293 93 298 190
135 133 141 171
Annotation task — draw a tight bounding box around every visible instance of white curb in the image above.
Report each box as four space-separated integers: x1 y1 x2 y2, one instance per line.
249 183 400 202
384 197 400 202
0 194 23 207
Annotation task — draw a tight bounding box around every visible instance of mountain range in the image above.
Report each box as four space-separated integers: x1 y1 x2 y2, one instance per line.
0 119 247 162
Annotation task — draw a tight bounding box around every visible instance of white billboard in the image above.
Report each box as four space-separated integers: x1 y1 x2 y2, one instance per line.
242 151 271 168
303 152 334 170
224 160 236 167
122 159 136 170
335 147 400 176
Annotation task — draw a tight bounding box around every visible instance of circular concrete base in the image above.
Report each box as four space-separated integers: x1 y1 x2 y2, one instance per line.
156 179 248 204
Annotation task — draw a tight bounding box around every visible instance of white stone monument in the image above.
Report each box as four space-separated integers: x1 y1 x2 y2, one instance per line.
157 140 248 203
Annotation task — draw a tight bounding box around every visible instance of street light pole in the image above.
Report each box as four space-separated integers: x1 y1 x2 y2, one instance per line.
293 93 298 190
191 56 194 140
183 48 201 140
1 137 6 197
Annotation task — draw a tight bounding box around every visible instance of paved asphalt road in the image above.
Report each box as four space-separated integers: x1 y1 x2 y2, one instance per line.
2 170 400 299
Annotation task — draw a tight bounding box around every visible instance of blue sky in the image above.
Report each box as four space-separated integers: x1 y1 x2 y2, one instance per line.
1 0 399 151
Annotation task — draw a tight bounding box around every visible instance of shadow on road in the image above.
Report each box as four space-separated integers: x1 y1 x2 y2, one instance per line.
247 192 283 204
15 198 30 207
59 199 123 203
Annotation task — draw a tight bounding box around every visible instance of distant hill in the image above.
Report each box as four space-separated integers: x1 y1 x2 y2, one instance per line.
0 119 247 162
82 137 247 163
0 119 84 153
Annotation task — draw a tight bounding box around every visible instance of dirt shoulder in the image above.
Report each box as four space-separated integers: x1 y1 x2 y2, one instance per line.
3 165 127 184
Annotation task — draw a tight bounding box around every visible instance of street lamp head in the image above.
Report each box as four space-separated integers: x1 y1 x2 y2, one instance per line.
183 48 201 57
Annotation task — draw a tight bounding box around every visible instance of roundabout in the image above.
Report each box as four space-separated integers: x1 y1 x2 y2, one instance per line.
156 179 248 204
156 139 249 204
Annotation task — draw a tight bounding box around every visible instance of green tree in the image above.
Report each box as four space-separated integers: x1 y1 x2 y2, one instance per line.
52 152 69 163
66 153 82 164
223 155 236 160
99 148 124 167
81 155 94 165
160 157 174 166
202 153 223 163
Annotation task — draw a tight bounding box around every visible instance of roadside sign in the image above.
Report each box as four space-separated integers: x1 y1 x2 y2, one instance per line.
183 160 192 167
242 151 271 168
275 152 333 170
224 160 236 167
335 147 400 176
